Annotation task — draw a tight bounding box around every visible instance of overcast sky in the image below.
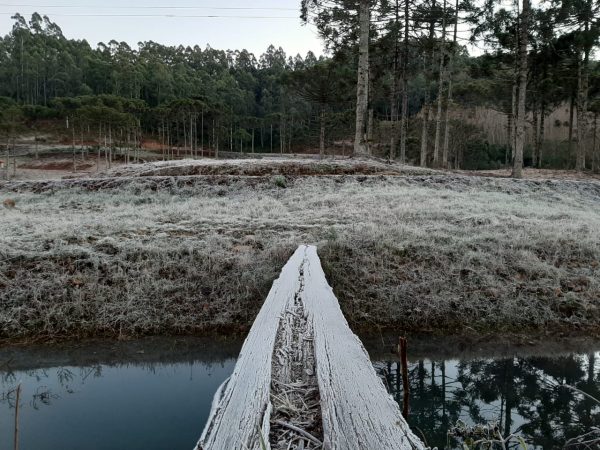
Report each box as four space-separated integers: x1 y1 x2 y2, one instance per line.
0 0 325 57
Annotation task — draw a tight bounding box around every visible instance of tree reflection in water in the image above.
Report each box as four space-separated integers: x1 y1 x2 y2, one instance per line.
375 352 600 449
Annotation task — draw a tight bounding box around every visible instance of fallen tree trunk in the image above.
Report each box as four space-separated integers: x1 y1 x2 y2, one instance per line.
196 245 424 450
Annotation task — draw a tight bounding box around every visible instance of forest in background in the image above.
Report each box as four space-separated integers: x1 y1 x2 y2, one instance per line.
0 0 599 171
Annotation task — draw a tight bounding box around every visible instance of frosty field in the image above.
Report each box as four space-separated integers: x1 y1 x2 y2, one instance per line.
1 159 599 341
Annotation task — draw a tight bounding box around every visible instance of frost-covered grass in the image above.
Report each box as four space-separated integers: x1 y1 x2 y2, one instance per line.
1 161 599 340
97 156 437 178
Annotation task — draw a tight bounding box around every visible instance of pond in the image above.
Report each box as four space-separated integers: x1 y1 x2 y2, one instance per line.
0 335 598 449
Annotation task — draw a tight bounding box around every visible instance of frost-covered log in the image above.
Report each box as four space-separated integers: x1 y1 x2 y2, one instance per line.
302 246 424 450
197 245 424 450
196 247 305 450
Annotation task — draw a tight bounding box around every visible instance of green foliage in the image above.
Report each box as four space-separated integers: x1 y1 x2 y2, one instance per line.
272 175 287 188
1 7 599 169
0 101 24 136
0 14 345 152
462 142 507 170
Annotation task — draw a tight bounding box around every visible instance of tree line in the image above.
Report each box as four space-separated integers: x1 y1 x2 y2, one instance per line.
302 0 600 175
0 6 599 173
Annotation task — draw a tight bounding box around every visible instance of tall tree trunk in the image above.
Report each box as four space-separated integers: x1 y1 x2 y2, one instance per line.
400 0 409 164
160 120 164 161
420 102 430 167
183 117 187 157
433 0 448 168
576 47 590 171
320 109 326 159
538 102 546 168
108 124 112 169
367 108 374 145
420 1 437 167
367 66 375 149
511 0 519 160
532 100 539 167
212 119 218 158
194 113 198 158
4 139 9 181
593 113 598 172
442 0 459 169
214 129 219 159
190 114 194 158
34 127 39 160
280 115 285 154
505 113 511 166
72 126 76 173
512 0 529 179
390 104 398 160
568 93 575 162
289 117 293 152
510 85 517 163
354 0 370 156
11 138 16 178
389 0 400 161
126 130 131 165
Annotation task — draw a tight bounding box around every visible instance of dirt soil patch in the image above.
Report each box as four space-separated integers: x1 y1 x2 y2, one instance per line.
19 160 94 171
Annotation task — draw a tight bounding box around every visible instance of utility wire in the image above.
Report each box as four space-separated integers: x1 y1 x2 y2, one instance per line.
0 12 299 18
0 3 297 9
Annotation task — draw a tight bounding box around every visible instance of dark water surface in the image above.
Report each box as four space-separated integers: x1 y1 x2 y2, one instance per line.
370 336 600 449
0 338 241 450
0 336 598 449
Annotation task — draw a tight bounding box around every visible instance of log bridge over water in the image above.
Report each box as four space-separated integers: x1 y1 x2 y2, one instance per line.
196 245 425 450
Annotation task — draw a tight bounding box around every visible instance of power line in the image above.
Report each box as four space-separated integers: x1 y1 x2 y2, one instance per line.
0 12 299 18
0 3 297 10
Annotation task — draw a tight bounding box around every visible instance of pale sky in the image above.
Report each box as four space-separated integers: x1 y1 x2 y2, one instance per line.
0 0 326 57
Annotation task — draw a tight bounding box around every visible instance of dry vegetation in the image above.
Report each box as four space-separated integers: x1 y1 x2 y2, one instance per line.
456 167 600 181
1 158 599 341
97 157 436 178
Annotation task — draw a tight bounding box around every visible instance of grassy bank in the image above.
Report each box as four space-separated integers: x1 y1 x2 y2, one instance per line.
1 159 599 341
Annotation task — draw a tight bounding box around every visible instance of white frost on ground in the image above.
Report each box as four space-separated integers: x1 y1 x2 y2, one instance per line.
0 161 599 338
97 157 438 178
